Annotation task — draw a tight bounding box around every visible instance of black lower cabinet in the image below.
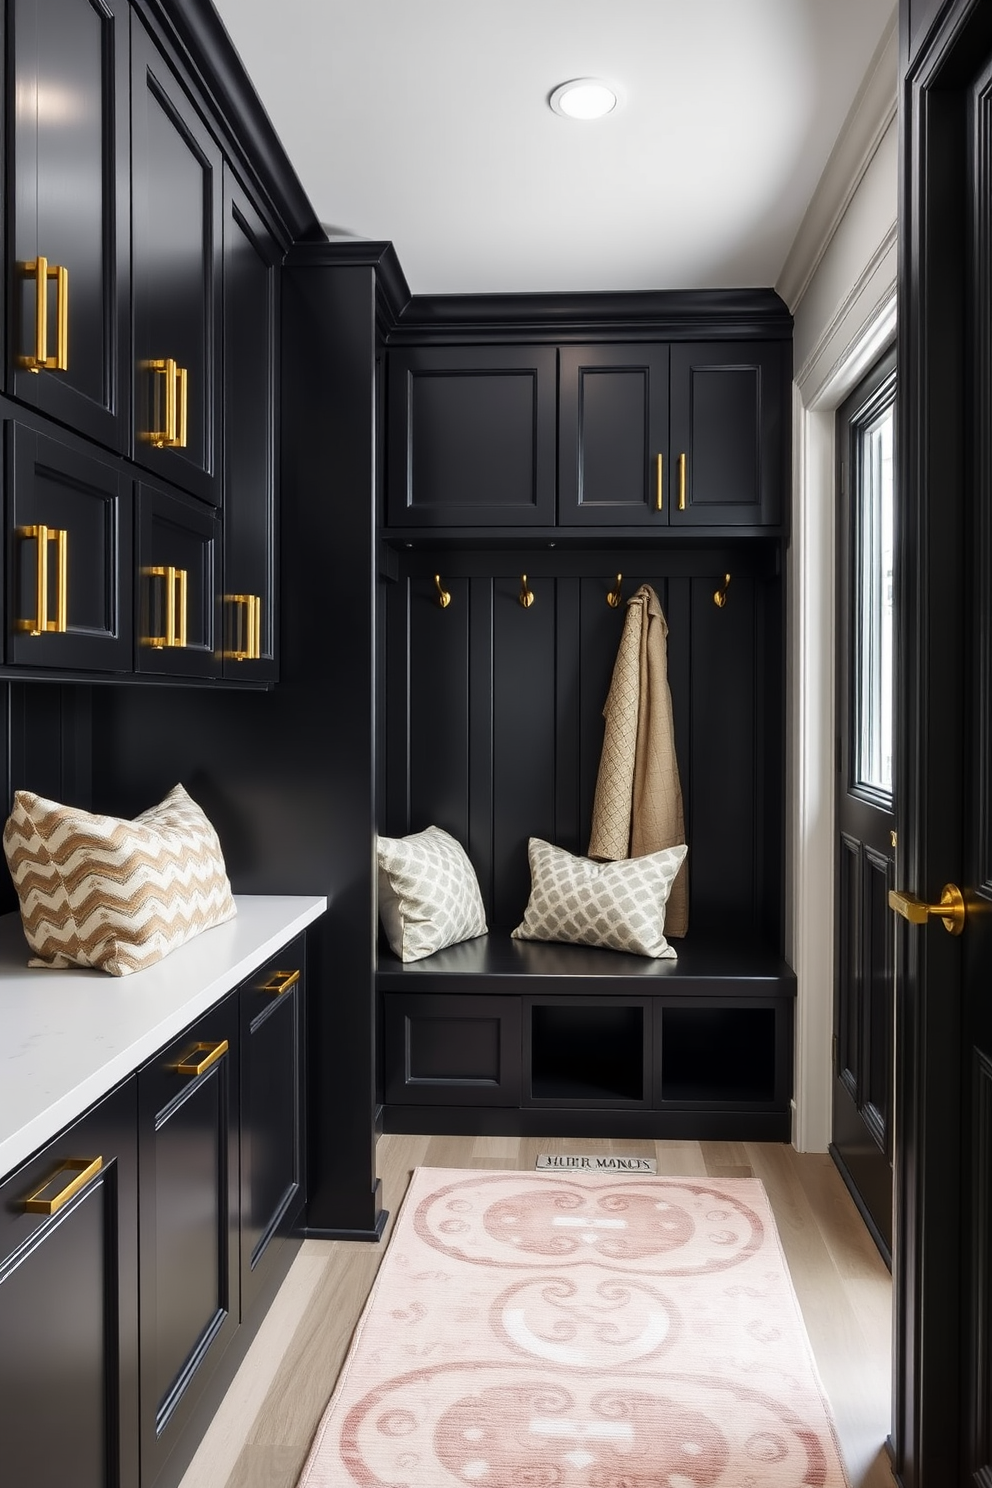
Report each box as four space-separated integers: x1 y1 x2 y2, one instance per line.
240 936 306 1316
0 1077 139 1488
138 992 239 1488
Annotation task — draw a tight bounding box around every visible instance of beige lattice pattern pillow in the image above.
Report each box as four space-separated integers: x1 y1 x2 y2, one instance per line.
377 825 488 963
3 784 237 976
512 837 688 958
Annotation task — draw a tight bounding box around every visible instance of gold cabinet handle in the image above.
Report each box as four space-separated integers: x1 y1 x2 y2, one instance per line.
145 359 189 447
176 1039 229 1076
22 1156 103 1215
142 565 189 648
21 257 69 372
260 968 300 996
224 593 262 660
889 883 965 936
16 524 68 635
655 452 663 512
678 452 687 511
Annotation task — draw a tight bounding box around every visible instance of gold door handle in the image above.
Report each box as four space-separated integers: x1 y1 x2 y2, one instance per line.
21 257 69 372
678 452 687 511
224 593 262 660
655 452 663 511
22 1156 103 1215
142 565 189 648
260 968 300 996
176 1039 229 1076
889 883 965 936
145 360 189 447
16 524 68 635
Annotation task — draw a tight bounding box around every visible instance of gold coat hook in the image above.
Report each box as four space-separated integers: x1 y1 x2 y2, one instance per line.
713 573 731 608
519 574 534 608
607 574 624 609
434 574 451 609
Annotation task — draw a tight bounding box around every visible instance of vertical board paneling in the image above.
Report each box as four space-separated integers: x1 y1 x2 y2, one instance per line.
468 580 495 912
575 577 627 855
492 575 556 927
408 573 472 845
554 578 582 852
688 573 757 933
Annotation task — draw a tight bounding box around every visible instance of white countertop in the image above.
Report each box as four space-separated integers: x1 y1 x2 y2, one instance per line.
0 894 326 1178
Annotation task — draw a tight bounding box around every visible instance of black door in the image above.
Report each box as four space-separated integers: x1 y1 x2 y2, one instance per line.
893 4 992 1482
130 13 222 505
136 480 219 679
558 344 670 525
8 0 130 449
137 994 238 1485
6 421 132 672
222 167 279 681
0 1079 139 1488
832 350 897 1261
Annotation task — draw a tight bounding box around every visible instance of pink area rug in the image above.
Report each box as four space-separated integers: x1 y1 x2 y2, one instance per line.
298 1167 850 1487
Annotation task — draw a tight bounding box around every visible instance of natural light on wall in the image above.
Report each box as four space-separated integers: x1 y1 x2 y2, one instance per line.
856 402 895 798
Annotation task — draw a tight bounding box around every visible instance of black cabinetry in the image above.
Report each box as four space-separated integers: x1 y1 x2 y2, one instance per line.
0 1077 139 1488
6 420 132 671
137 992 239 1486
7 0 130 450
130 11 222 508
136 480 219 679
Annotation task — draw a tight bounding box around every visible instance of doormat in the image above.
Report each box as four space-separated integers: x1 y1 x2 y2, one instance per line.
297 1167 851 1487
535 1151 657 1173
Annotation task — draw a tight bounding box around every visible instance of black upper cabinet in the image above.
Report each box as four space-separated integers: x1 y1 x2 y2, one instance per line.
6 421 132 671
130 13 222 507
387 345 557 527
667 342 784 528
221 167 278 681
559 344 670 525
559 341 784 528
136 479 219 679
8 0 130 450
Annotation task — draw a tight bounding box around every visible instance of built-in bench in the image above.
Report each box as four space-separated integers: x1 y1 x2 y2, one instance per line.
378 933 796 1142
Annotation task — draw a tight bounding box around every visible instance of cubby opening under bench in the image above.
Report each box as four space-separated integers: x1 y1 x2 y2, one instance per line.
379 934 795 1142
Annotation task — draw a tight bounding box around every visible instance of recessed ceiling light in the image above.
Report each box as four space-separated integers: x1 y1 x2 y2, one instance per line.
549 78 620 121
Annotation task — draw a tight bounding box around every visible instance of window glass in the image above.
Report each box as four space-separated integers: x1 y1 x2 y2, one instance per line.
854 399 895 798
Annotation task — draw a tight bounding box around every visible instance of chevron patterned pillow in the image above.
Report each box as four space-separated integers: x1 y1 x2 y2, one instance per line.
3 784 237 976
512 837 688 958
377 825 488 963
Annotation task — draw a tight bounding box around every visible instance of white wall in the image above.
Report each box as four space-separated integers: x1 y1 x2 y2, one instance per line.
781 15 897 1152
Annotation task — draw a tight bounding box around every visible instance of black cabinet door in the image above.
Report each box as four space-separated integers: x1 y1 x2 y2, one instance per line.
668 342 785 528
387 346 557 527
130 14 222 506
0 1078 139 1488
136 480 219 679
138 994 238 1485
7 422 132 671
383 993 522 1106
240 936 305 1317
558 344 670 525
222 168 278 681
8 0 130 450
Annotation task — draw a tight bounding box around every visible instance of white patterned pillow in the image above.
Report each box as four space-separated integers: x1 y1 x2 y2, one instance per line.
512 837 688 958
3 784 237 976
377 825 488 963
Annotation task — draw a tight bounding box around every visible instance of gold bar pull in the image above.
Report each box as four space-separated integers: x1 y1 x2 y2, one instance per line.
224 594 262 660
142 566 188 648
175 364 188 449
32 255 48 371
146 359 188 446
889 883 965 936
678 452 687 511
176 1039 229 1076
175 566 188 648
655 452 663 511
23 1156 103 1215
260 968 300 996
16 524 69 634
45 264 69 371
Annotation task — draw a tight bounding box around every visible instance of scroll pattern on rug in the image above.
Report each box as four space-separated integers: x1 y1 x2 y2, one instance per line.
298 1167 850 1487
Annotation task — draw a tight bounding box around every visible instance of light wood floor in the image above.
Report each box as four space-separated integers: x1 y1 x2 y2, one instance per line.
179 1134 896 1488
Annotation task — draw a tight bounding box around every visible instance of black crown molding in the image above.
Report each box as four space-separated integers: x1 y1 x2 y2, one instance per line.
284 240 413 328
150 0 323 246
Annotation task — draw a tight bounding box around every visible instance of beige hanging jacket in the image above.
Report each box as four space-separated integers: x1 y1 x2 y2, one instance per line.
588 583 688 936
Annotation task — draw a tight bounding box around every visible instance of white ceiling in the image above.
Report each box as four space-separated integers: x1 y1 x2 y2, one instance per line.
212 0 896 298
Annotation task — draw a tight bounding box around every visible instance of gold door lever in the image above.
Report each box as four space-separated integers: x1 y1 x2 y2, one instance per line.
888 883 965 936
